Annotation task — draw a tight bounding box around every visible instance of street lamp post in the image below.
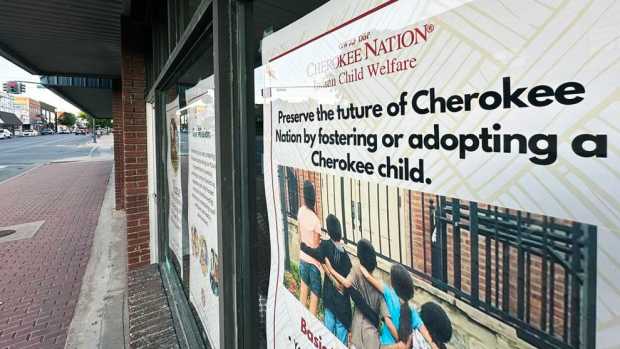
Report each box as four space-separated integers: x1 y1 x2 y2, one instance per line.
91 116 96 144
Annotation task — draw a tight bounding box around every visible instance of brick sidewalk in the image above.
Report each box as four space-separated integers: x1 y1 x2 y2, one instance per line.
128 265 180 349
0 161 112 349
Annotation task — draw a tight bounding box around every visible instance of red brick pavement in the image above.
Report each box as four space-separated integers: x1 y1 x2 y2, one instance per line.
0 161 112 349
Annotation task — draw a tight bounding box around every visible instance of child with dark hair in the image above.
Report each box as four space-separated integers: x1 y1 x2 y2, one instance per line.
418 302 452 349
297 180 322 315
358 264 440 349
324 239 397 349
300 214 352 344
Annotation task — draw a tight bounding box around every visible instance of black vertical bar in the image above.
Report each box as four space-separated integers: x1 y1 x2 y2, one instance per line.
485 206 492 309
502 210 510 313
583 224 597 349
332 175 336 216
377 183 382 253
469 202 479 306
563 267 569 343
363 181 368 243
357 202 362 239
330 175 334 215
494 206 500 307
525 212 532 323
422 192 427 275
517 211 525 320
340 177 347 242
502 244 510 312
397 189 403 263
526 252 531 323
541 216 549 332
350 178 355 239
325 174 330 215
320 173 324 220
570 223 582 348
549 258 555 336
408 190 414 269
386 186 392 258
429 198 437 281
439 196 447 283
452 198 461 290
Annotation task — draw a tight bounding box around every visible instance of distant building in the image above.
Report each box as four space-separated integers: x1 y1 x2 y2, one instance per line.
0 92 15 113
40 101 57 129
0 92 21 132
14 102 29 125
14 97 42 130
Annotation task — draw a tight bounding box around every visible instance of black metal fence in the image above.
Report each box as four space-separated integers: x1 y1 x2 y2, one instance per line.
279 166 597 349
428 197 596 349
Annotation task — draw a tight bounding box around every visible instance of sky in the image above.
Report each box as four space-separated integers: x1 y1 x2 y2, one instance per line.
0 55 82 114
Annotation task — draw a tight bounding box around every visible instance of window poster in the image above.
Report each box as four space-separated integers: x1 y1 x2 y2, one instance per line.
186 76 220 348
261 1 618 349
166 97 184 273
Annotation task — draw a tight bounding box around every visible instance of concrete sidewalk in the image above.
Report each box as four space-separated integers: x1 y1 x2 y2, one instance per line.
51 134 114 164
0 161 112 349
64 170 129 349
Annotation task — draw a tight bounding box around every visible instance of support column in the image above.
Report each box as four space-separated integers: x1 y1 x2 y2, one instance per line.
121 16 150 269
112 84 124 210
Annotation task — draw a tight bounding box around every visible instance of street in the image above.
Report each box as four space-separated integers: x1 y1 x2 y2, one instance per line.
0 134 110 182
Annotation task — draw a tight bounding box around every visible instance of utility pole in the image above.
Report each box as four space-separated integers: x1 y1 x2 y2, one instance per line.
91 116 96 143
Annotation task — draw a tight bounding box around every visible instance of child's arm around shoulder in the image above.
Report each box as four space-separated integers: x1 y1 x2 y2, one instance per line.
324 258 352 288
360 265 385 294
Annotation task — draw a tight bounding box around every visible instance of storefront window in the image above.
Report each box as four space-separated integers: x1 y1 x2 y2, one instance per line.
158 29 214 345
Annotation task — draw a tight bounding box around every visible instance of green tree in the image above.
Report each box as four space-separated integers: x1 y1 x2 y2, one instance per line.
78 112 112 128
96 118 113 128
59 113 77 127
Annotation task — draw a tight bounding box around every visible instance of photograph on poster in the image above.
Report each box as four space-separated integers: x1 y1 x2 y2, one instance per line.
278 165 597 349
190 225 220 298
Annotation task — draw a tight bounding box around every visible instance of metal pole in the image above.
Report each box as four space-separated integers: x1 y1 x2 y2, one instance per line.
92 116 97 143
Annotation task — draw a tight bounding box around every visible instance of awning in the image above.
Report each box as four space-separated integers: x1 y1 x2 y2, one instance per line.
0 0 128 118
0 112 23 126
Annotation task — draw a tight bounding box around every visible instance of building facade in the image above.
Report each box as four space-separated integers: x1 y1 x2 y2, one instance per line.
40 101 56 129
0 91 15 114
0 91 22 132
14 97 43 130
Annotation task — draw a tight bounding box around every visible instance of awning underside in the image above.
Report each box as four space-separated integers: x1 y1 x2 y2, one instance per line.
0 0 125 118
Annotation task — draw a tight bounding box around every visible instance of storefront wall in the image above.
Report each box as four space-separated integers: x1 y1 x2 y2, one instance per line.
133 1 617 349
139 1 333 348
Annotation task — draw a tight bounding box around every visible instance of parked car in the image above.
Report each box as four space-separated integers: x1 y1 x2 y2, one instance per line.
1 129 12 139
22 129 36 136
40 128 54 135
74 128 87 135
